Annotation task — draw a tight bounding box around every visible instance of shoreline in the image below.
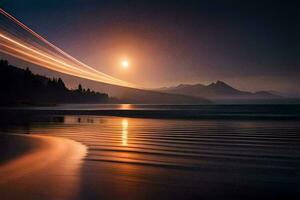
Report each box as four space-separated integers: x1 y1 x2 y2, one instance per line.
1 106 300 120
0 134 43 165
0 133 87 200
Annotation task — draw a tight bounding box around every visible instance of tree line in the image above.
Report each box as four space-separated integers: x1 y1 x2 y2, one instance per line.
0 60 110 106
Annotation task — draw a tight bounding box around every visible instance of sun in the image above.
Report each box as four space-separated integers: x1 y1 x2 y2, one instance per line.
121 60 129 69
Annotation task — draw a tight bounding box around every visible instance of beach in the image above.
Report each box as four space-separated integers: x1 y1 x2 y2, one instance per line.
0 133 86 200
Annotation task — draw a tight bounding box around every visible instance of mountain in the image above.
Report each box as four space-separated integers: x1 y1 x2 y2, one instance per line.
157 80 283 103
0 59 211 105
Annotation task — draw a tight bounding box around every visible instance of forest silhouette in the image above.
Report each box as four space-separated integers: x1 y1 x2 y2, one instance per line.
0 60 110 106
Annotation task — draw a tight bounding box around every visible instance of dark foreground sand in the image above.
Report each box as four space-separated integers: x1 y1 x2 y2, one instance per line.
0 134 87 200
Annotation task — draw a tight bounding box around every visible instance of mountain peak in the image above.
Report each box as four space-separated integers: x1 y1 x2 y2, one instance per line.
208 80 234 90
215 80 227 85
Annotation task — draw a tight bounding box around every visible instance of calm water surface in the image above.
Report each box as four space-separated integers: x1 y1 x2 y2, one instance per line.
10 104 300 120
1 111 300 199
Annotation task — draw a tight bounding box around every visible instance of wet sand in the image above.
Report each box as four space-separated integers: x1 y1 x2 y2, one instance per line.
0 134 87 200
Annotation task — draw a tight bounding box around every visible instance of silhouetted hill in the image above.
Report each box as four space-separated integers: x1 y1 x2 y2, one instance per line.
158 80 284 103
0 60 109 106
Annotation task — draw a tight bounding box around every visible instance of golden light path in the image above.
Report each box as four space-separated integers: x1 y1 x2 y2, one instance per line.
0 8 135 88
121 119 129 146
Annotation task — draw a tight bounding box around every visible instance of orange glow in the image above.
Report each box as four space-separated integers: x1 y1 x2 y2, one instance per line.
121 60 129 69
121 119 128 146
0 134 86 199
120 104 132 110
0 8 135 88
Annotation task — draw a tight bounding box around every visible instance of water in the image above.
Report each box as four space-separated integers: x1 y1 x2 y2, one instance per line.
4 104 300 119
1 105 300 199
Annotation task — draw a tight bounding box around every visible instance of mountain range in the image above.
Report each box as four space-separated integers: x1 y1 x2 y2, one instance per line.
157 81 283 103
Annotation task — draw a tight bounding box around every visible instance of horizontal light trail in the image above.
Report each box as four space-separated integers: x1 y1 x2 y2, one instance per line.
0 8 135 88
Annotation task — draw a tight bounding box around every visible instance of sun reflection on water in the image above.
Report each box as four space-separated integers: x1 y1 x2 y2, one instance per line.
121 119 128 146
120 104 132 110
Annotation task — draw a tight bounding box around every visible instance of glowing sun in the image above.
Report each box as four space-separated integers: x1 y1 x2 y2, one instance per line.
121 60 129 69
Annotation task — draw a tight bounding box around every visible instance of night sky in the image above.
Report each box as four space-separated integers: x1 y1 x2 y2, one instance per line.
1 0 299 94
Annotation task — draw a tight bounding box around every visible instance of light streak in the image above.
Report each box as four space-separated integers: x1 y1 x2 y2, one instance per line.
0 7 129 85
0 8 135 88
0 33 119 84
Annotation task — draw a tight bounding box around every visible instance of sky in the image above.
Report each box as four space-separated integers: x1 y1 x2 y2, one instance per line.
0 0 299 94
